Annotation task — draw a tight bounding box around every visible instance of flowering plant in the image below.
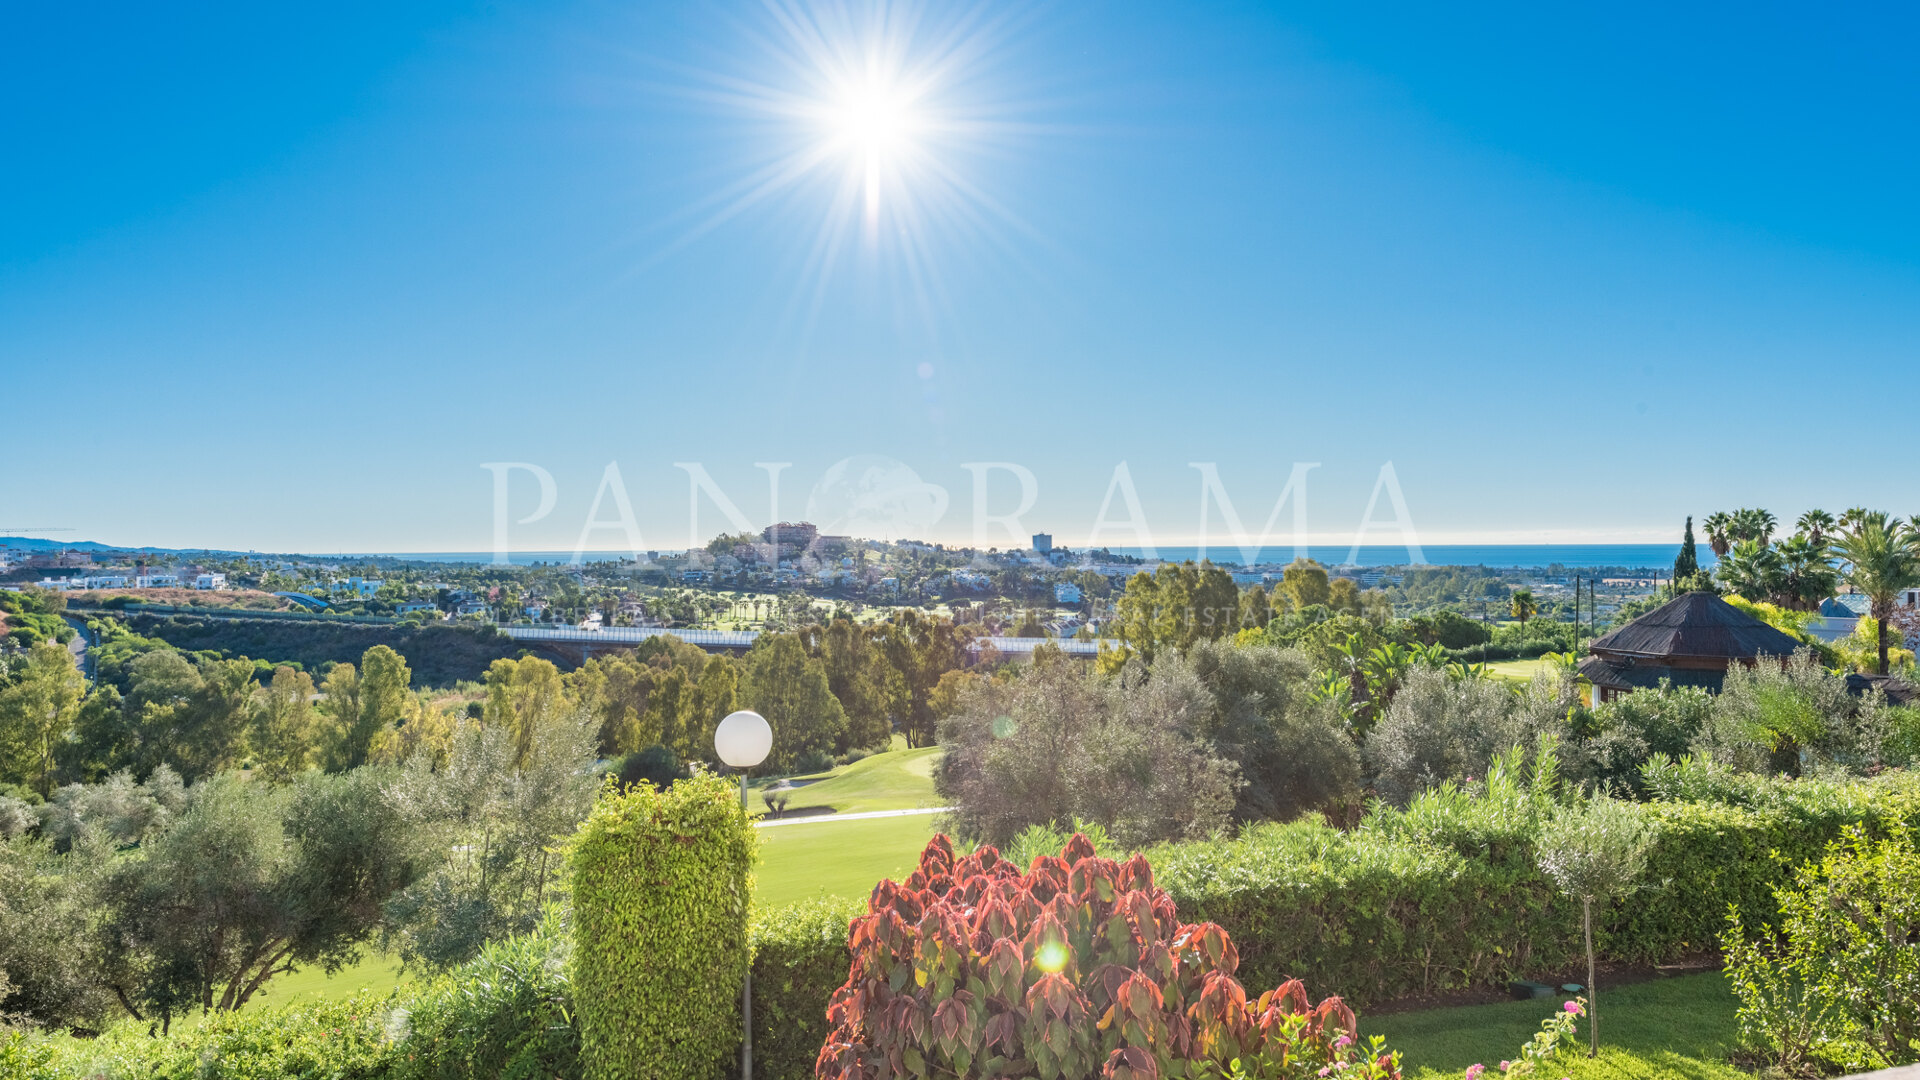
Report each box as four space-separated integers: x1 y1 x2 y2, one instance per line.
1463 999 1586 1079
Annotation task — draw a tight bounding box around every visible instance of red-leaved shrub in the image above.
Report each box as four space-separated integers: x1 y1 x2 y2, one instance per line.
818 834 1402 1080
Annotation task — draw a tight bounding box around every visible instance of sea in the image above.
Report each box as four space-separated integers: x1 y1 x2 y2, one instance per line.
354 544 1704 572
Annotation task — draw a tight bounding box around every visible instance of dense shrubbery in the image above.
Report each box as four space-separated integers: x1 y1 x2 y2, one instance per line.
13 765 1917 1080
1724 825 1920 1074
29 994 398 1079
394 914 581 1080
0 588 75 649
616 741 687 789
1583 683 1715 792
23 918 578 1079
1364 668 1575 806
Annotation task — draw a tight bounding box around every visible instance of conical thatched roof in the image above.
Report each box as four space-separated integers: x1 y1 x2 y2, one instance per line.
1588 591 1801 662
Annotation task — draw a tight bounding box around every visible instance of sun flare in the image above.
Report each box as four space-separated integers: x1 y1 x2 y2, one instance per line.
825 75 923 220
664 0 1034 325
832 79 918 158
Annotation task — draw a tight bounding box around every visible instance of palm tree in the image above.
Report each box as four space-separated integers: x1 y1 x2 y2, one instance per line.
1772 534 1837 612
1731 508 1777 549
1510 587 1538 629
1796 509 1835 547
1717 539 1782 603
1363 643 1413 711
1830 513 1920 675
1703 512 1734 558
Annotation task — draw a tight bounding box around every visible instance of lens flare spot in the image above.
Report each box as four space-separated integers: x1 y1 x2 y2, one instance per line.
1035 941 1069 973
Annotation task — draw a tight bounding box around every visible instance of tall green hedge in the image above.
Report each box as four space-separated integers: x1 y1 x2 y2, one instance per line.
567 774 755 1080
748 895 865 1080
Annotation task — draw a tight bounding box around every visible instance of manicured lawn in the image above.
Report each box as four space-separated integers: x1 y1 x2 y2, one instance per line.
1485 658 1552 681
756 813 940 909
1365 972 1745 1080
761 745 943 816
240 951 409 1011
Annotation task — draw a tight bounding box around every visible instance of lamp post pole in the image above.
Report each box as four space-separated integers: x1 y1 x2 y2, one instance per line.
713 709 772 1080
739 765 752 1080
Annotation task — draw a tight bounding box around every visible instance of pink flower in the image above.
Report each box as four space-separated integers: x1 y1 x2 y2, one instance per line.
1465 1064 1486 1080
1499 1062 1511 1072
1563 1000 1583 1014
1318 1069 1331 1078
1335 1035 1353 1048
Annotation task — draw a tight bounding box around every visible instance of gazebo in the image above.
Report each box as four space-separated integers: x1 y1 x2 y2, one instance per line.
1578 591 1802 703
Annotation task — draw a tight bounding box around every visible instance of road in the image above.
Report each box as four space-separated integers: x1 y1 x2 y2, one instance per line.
61 613 94 681
754 806 951 829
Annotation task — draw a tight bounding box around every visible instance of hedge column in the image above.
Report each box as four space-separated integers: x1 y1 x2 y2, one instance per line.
568 774 756 1080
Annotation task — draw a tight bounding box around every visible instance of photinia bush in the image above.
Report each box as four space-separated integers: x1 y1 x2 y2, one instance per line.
816 833 1401 1080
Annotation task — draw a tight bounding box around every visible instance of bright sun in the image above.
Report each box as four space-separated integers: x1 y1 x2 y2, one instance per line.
827 77 922 220
833 81 917 157
671 0 1028 312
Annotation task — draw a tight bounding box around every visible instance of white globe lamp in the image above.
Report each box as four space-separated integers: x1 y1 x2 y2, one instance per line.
714 709 772 771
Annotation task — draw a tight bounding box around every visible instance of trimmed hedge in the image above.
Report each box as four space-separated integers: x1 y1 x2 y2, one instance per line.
1155 776 1920 1006
750 895 865 1080
567 774 755 1080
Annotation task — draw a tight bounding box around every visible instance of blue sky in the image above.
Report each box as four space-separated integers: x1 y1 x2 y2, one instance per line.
4 2 1918 555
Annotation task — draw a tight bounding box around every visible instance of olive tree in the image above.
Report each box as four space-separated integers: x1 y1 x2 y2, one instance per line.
382 709 600 970
100 767 422 1028
935 650 1240 848
1536 794 1656 1056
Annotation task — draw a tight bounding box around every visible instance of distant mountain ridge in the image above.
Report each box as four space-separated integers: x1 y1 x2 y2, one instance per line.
0 536 240 556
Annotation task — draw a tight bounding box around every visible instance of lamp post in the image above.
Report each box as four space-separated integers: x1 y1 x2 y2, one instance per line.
714 709 772 1080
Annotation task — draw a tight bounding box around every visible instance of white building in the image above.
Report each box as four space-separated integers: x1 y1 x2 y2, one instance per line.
1054 582 1083 604
136 574 178 588
194 573 226 590
327 576 382 598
